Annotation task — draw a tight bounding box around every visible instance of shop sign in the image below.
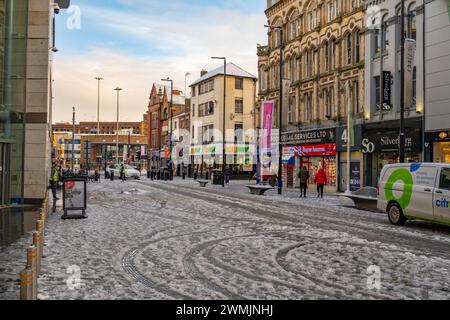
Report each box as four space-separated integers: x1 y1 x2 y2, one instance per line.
294 144 336 157
281 128 336 146
382 71 392 111
336 125 362 152
282 147 295 165
426 131 450 142
362 130 422 153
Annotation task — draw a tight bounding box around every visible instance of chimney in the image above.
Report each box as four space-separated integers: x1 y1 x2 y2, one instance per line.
201 69 208 77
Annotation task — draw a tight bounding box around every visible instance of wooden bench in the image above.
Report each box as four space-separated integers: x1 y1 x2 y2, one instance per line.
197 180 210 187
339 187 380 212
246 185 274 195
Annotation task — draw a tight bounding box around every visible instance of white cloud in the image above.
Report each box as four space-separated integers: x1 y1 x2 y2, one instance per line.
53 1 267 123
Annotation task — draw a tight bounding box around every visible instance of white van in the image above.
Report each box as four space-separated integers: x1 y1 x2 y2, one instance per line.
378 163 450 226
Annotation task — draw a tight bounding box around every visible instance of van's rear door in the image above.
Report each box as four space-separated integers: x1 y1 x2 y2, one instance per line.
434 167 450 224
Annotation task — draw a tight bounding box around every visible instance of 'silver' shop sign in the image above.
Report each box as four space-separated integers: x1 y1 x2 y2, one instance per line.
281 128 336 146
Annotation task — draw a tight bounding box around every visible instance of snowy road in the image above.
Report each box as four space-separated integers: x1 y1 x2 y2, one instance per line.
6 178 450 300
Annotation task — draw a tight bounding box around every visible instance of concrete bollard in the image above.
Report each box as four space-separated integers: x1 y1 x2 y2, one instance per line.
32 231 42 275
20 268 36 300
26 245 38 300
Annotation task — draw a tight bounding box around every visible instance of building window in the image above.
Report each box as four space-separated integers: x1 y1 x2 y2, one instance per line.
202 125 214 143
374 76 381 110
199 101 214 117
192 125 195 139
381 16 389 52
192 104 195 117
235 99 243 114
234 123 243 143
412 66 417 109
235 77 243 89
346 34 352 65
324 87 333 118
199 79 214 95
304 93 313 121
354 30 360 63
192 86 196 97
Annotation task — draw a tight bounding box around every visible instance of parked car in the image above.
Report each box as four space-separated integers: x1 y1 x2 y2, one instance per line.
378 163 450 226
109 164 141 180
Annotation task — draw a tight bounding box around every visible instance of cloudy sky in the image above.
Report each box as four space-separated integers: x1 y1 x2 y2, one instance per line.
53 0 267 123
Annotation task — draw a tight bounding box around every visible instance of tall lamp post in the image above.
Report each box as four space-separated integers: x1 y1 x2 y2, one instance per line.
161 77 174 180
265 24 284 195
399 0 406 163
72 106 76 172
211 56 226 187
114 87 122 164
95 77 103 135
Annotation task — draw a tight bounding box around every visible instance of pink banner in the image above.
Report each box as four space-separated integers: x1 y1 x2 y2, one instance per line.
261 101 274 151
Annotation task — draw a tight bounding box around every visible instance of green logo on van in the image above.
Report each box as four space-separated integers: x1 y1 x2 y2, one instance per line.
385 168 414 209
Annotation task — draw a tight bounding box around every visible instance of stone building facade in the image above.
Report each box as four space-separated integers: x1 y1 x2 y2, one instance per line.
258 0 365 191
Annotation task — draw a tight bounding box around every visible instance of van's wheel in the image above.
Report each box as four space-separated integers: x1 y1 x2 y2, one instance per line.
387 203 407 226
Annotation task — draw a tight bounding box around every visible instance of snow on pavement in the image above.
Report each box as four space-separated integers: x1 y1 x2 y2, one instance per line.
1 177 450 300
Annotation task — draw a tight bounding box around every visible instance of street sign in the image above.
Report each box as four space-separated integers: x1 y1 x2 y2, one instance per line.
62 178 87 220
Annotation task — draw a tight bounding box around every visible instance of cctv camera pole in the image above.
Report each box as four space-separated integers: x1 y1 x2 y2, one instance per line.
95 77 103 134
114 87 122 165
399 0 406 163
211 57 227 187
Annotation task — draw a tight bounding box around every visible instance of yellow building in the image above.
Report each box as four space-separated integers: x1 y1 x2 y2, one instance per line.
189 63 258 175
258 0 365 191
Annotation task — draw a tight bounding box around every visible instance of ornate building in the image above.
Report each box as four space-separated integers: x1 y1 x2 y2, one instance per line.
257 0 365 191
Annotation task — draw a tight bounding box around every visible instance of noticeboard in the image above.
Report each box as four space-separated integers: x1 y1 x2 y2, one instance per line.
63 178 87 211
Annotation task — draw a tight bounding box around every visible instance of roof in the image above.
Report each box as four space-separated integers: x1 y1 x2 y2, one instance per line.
190 62 257 87
153 83 186 106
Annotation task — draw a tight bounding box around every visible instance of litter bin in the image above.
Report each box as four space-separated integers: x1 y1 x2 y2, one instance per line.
212 170 222 185
110 171 114 181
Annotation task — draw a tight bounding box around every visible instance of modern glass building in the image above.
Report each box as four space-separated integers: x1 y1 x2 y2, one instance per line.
0 0 28 205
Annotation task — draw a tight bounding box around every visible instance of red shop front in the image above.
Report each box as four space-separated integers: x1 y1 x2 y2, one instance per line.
294 143 337 189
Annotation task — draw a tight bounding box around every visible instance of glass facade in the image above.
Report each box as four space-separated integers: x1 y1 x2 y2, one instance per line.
0 0 28 204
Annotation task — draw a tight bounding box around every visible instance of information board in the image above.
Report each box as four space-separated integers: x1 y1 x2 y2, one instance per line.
62 178 87 219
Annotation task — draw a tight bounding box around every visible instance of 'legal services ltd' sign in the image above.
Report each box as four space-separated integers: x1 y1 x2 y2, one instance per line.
281 128 336 146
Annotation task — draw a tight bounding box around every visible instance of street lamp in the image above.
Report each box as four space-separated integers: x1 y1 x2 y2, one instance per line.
95 77 103 135
211 56 226 187
114 87 122 164
265 24 284 195
161 77 174 180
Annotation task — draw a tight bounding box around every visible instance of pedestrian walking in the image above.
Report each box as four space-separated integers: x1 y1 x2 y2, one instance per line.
314 166 327 198
50 162 60 208
298 166 310 198
120 163 126 182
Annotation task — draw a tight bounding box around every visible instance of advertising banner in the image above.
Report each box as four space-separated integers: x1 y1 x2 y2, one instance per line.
261 101 274 151
63 179 87 211
404 39 416 109
382 71 392 111
350 162 361 191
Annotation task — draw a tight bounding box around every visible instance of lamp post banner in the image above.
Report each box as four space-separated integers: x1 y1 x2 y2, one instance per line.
261 101 274 152
404 39 416 110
